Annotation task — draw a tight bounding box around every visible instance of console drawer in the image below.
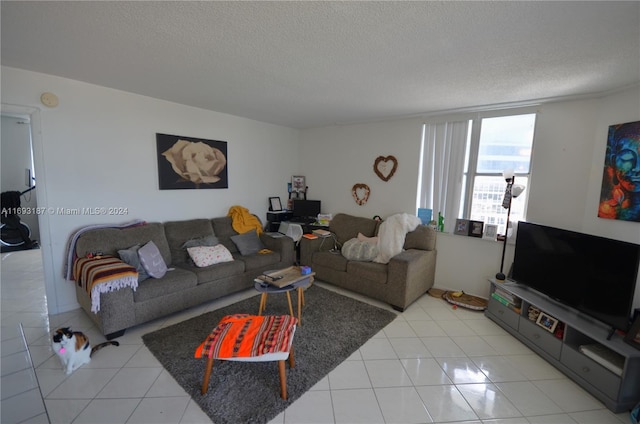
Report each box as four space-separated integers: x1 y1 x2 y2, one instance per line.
560 346 620 399
487 298 519 330
519 317 562 360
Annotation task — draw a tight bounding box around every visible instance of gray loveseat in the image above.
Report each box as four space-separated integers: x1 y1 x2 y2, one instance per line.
74 217 294 339
299 213 437 311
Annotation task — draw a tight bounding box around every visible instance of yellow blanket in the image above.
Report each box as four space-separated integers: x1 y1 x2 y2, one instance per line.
227 205 263 235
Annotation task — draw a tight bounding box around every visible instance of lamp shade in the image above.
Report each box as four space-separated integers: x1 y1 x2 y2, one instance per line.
502 169 515 182
512 184 525 198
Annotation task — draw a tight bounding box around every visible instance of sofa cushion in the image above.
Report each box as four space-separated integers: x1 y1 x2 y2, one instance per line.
75 222 171 265
211 217 240 254
182 235 220 249
176 260 246 285
330 213 380 246
187 245 234 267
341 238 378 262
313 251 348 272
347 261 388 284
133 268 197 302
230 230 265 256
164 219 216 265
404 225 437 251
117 244 150 282
234 251 281 271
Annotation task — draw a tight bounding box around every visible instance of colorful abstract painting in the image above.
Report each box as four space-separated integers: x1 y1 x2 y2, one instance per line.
598 121 640 222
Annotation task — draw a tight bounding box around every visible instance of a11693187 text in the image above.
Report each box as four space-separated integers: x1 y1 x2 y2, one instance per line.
1 207 129 217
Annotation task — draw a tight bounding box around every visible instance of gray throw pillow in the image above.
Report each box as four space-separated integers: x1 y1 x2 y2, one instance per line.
230 230 265 256
181 234 219 249
117 244 150 282
137 240 168 278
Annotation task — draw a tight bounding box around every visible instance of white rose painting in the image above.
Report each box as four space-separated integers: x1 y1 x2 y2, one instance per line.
156 133 228 189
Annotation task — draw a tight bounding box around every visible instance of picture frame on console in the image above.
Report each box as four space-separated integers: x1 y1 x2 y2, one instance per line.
536 312 559 333
269 197 282 212
469 220 484 238
454 219 470 235
483 224 498 240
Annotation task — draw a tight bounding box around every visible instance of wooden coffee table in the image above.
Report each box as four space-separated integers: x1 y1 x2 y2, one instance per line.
255 266 315 325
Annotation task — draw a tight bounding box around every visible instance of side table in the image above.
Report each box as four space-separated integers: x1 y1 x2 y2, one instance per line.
254 273 313 325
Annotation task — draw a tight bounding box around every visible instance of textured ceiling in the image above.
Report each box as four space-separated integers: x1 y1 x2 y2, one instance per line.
2 1 639 129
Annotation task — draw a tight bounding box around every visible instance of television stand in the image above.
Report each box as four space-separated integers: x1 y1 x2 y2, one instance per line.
486 280 640 413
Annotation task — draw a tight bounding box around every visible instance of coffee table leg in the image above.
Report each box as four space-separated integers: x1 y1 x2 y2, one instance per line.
258 293 267 315
297 288 302 325
285 292 294 317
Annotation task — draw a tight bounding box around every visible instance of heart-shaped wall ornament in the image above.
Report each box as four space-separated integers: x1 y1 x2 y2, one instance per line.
351 183 370 205
374 155 398 182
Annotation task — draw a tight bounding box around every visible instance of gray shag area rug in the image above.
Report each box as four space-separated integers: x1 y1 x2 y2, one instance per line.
142 284 397 424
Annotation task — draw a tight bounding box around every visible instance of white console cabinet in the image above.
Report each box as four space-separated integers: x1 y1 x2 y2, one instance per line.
485 280 640 413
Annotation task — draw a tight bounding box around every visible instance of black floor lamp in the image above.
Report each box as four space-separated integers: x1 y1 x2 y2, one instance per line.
495 170 525 282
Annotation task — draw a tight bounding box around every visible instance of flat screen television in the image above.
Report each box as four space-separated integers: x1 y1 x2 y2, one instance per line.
511 221 640 333
292 200 321 221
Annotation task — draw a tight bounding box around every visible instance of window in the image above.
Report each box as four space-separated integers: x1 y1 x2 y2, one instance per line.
463 113 535 235
418 111 536 235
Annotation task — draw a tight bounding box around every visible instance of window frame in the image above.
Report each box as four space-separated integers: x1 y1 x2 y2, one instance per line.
460 108 538 230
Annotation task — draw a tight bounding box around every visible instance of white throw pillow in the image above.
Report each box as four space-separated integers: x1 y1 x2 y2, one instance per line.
187 244 234 267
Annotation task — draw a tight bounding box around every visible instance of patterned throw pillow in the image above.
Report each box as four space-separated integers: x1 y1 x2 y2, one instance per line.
137 240 168 279
187 244 234 267
341 238 379 262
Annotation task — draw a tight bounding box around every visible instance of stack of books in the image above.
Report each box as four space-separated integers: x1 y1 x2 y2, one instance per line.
491 287 522 313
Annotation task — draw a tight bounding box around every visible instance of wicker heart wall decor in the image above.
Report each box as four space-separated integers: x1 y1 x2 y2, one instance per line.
352 183 370 205
374 155 398 182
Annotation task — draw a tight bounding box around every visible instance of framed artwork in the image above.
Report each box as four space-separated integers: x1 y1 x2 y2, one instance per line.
469 220 484 238
291 175 306 193
269 197 282 212
454 219 470 235
624 314 640 350
156 133 228 190
536 312 559 333
598 120 640 222
483 224 498 240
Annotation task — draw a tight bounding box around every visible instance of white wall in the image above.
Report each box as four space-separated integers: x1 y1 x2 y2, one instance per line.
1 66 300 314
300 88 640 310
300 117 425 218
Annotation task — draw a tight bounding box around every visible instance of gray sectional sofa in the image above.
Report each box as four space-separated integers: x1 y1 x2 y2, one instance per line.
299 213 437 311
74 217 294 339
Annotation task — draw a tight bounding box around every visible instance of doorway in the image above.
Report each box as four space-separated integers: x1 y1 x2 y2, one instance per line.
1 114 40 251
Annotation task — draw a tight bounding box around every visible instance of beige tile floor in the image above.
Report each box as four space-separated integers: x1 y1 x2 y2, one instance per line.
1 248 633 423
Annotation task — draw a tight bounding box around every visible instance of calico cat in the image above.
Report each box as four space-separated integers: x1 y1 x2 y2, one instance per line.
52 327 119 375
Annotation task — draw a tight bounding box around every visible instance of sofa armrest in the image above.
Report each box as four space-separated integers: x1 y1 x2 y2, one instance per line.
387 249 437 308
260 234 295 265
